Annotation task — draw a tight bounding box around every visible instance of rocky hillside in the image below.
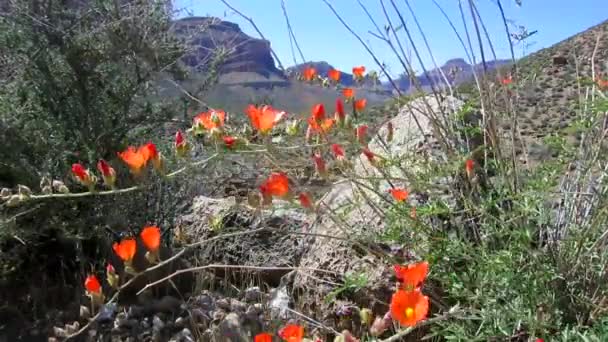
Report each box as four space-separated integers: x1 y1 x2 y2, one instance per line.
507 19 608 141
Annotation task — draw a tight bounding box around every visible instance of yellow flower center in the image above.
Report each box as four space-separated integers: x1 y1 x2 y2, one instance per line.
405 307 415 319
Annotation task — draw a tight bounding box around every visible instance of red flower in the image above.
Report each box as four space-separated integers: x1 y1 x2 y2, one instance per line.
260 172 290 199
84 274 101 294
352 66 366 78
394 261 429 289
112 238 137 263
71 163 89 183
194 109 226 131
389 188 409 202
223 136 237 149
312 153 328 178
328 68 341 82
465 158 474 179
356 125 368 145
106 263 116 274
246 104 286 134
354 98 367 112
298 192 313 209
342 88 355 99
390 288 429 327
312 103 326 121
140 226 161 253
331 143 345 159
335 98 345 122
255 333 273 342
303 67 317 81
279 324 304 342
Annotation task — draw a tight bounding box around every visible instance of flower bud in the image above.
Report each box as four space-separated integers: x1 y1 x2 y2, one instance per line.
97 159 116 189
175 131 190 158
106 264 119 289
359 308 373 326
312 153 328 179
41 186 52 195
386 121 394 143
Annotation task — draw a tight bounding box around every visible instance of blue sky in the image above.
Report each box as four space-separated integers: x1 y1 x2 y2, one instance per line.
173 0 606 78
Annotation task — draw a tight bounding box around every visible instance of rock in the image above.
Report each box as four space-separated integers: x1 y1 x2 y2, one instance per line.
95 303 117 324
191 308 210 324
175 316 186 328
153 315 165 331
553 55 568 66
194 293 215 311
243 286 264 303
216 298 231 311
230 299 247 313
218 313 247 342
179 195 308 286
79 305 90 320
173 17 284 79
269 284 291 320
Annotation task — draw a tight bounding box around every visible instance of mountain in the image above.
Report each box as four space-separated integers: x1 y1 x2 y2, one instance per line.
396 58 512 92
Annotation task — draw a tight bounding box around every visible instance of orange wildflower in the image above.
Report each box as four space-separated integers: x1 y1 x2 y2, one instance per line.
389 188 409 202
390 288 429 327
84 274 102 294
394 261 429 289
140 226 161 253
307 117 335 134
597 78 608 89
246 104 286 134
328 68 341 82
143 142 164 174
303 66 317 81
260 172 290 199
501 75 513 85
342 87 355 99
117 146 149 175
298 192 313 209
352 66 366 78
255 333 273 342
194 109 226 131
278 324 304 342
465 158 474 179
112 238 137 264
354 98 367 112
